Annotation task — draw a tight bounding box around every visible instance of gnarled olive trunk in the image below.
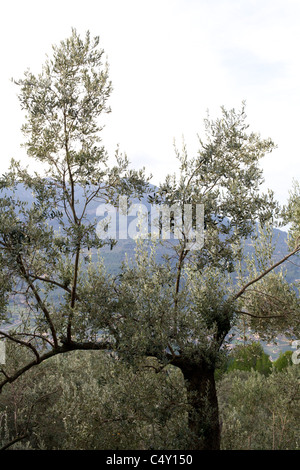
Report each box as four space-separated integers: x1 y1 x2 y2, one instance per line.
176 359 220 450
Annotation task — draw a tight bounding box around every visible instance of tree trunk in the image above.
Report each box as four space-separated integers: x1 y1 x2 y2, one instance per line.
179 359 220 450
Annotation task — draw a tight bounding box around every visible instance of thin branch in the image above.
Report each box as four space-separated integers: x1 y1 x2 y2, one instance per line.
233 244 300 301
243 288 292 308
0 387 62 450
235 310 287 320
0 434 29 451
0 369 11 380
2 331 54 348
167 342 178 361
286 258 300 268
67 245 81 342
18 258 58 349
0 330 40 362
0 340 112 392
29 274 72 295
140 363 169 374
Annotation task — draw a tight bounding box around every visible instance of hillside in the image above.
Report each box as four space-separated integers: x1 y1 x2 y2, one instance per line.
1 183 299 281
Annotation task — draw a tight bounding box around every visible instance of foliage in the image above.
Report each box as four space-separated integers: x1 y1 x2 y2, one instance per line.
273 350 294 371
0 29 300 450
281 180 300 250
218 366 300 450
1 346 299 451
0 349 191 450
226 342 273 376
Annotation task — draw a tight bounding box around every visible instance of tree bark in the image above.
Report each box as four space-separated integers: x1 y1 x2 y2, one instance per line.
178 359 220 450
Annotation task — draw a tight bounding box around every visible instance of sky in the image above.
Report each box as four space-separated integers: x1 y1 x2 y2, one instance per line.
0 0 299 206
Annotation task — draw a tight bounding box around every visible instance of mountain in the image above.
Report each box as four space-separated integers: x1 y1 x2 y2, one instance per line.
1 183 299 282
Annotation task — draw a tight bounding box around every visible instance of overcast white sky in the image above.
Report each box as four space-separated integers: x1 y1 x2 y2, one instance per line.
0 0 299 205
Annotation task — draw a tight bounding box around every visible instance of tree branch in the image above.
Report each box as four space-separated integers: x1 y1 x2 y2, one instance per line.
18 258 59 349
0 434 29 451
0 330 40 362
0 339 113 393
235 310 287 320
29 273 72 296
233 244 300 302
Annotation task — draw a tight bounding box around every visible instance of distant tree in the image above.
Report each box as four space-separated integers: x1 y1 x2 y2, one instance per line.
255 350 273 376
227 342 272 375
273 350 294 371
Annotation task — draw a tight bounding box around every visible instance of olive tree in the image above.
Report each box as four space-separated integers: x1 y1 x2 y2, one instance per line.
0 30 299 451
0 29 149 391
112 107 300 449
